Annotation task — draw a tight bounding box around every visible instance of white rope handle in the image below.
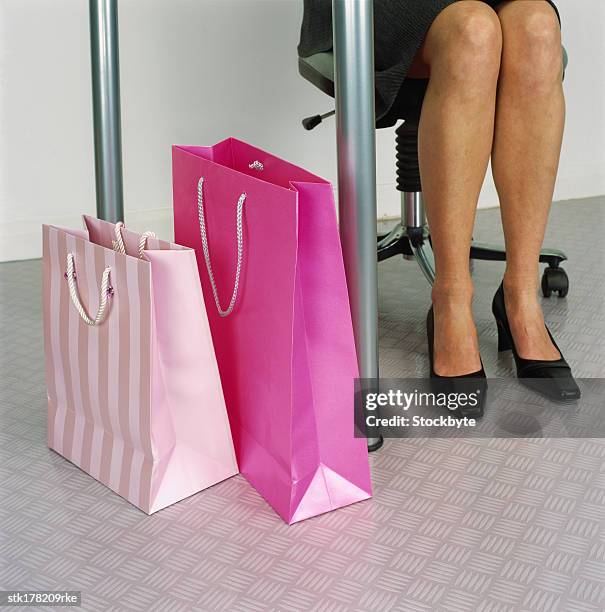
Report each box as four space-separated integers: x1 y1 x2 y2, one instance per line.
65 253 113 326
112 221 127 255
197 177 246 317
112 221 156 258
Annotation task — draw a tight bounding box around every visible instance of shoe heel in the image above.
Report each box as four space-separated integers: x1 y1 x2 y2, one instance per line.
496 320 512 352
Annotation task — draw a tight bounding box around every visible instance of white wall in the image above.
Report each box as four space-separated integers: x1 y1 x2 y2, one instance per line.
1 0 604 262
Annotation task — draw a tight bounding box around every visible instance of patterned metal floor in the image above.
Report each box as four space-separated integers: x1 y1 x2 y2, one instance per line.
1 198 604 611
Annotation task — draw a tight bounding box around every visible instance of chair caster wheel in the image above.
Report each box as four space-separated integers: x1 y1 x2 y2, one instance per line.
367 435 384 453
542 267 569 298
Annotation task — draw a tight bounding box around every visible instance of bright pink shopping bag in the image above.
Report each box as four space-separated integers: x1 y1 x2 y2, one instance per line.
42 216 238 514
172 138 372 524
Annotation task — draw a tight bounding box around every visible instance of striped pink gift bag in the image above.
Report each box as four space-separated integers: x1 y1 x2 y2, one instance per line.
42 215 238 514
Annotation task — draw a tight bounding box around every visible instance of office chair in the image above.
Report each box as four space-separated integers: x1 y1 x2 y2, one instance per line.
298 48 570 298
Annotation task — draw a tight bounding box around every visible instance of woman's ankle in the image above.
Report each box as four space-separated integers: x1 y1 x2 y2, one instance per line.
432 277 474 308
503 271 539 296
502 272 541 313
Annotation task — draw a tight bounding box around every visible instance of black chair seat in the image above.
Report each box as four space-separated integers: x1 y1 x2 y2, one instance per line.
298 53 335 98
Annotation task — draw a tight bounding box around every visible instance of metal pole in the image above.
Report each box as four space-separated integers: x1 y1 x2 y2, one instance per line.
332 0 382 450
89 0 124 222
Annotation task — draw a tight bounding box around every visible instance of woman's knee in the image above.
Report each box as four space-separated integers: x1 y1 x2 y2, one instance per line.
499 2 563 88
424 2 502 81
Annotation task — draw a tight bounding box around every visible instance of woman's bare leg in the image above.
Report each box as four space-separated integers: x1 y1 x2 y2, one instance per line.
492 0 564 360
415 2 502 375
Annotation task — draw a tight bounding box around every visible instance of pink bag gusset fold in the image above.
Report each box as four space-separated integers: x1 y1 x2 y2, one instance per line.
172 138 372 524
42 216 238 514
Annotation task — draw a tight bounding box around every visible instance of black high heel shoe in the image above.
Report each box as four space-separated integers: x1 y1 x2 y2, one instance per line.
492 282 581 403
427 307 487 418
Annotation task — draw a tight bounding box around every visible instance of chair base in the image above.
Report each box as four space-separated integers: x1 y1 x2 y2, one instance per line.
378 222 569 298
378 224 435 284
